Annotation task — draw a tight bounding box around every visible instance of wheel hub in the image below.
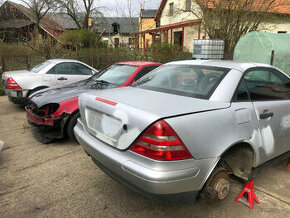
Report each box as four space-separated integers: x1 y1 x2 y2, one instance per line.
214 178 230 200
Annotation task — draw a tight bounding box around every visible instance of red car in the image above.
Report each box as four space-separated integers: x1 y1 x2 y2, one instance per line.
26 61 162 143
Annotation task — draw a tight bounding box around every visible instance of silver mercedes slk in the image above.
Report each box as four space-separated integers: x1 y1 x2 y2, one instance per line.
74 60 290 203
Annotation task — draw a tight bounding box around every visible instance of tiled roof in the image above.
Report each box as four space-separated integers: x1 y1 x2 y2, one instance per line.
140 9 157 18
155 0 290 21
50 13 79 30
0 1 65 38
198 0 290 15
94 17 139 34
0 19 33 28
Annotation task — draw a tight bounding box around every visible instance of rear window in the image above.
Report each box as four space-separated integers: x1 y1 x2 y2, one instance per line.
30 61 52 73
133 65 229 99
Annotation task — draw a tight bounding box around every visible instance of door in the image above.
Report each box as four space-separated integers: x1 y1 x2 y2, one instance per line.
244 68 290 160
48 63 93 85
114 38 119 48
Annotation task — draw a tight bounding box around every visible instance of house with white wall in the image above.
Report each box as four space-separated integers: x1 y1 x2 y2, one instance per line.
149 0 290 53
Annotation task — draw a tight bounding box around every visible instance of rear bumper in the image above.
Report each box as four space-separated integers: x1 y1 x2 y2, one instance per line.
74 118 219 203
5 89 29 104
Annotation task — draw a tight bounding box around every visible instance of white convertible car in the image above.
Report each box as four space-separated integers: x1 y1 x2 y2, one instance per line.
2 59 98 105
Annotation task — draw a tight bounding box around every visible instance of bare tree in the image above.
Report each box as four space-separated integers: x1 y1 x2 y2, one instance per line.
21 0 55 33
178 0 285 59
58 0 102 29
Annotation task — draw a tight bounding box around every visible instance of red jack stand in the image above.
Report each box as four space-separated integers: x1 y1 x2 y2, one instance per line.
287 163 290 168
235 181 260 209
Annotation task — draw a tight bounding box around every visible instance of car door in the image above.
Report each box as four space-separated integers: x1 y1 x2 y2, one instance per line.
49 62 93 85
244 67 290 161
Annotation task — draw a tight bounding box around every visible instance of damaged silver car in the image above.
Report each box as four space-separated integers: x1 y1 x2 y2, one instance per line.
74 60 290 203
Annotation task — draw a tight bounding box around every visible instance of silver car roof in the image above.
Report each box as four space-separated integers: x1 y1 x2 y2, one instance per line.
47 59 84 64
165 60 273 73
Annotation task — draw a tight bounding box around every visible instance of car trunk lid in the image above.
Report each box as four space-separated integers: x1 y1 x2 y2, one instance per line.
79 87 230 150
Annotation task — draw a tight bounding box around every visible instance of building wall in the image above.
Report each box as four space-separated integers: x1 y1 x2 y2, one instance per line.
158 0 290 53
160 0 200 26
260 16 290 33
102 34 135 49
158 0 202 52
139 17 156 49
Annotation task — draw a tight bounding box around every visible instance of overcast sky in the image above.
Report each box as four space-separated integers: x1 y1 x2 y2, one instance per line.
11 0 161 17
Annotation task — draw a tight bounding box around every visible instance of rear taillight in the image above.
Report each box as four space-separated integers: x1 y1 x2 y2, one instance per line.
5 77 21 89
130 120 192 161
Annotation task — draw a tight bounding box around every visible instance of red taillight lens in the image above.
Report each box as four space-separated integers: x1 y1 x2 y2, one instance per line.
130 120 192 161
5 77 21 89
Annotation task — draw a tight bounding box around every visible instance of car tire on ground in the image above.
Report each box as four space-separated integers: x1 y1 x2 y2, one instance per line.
32 127 54 144
67 112 80 143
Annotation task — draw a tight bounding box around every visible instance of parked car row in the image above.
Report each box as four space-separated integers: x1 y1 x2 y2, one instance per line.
2 59 289 203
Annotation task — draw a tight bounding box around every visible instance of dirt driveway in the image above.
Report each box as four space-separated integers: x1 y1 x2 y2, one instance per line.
0 96 289 218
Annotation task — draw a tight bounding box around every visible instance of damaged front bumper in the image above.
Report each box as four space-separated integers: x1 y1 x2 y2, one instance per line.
25 107 69 139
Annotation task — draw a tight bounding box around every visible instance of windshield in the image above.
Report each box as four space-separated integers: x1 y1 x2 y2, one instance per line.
133 65 229 99
30 61 52 73
91 64 138 85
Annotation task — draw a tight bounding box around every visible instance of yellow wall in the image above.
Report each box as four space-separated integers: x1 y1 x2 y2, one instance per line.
139 17 156 49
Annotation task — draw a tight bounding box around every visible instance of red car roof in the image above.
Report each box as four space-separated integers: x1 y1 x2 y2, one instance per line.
116 61 162 66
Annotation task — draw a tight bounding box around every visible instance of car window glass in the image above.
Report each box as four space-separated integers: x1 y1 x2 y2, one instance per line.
30 61 52 73
245 70 269 81
52 63 74 75
233 79 250 102
134 66 159 82
133 65 229 99
244 69 290 101
46 66 56 74
72 63 93 75
92 64 138 85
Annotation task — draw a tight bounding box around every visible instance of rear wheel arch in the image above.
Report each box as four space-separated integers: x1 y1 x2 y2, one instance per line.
64 110 80 142
201 142 256 200
219 142 256 180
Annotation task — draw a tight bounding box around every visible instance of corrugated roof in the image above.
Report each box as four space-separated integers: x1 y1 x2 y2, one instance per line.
140 9 157 18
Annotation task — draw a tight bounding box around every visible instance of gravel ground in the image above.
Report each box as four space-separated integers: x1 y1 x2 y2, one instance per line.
0 96 289 218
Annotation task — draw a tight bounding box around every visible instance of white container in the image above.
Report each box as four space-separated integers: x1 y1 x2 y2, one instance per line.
193 39 225 60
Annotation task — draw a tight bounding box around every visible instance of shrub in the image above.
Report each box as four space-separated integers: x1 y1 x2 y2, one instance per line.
60 29 106 52
147 42 192 63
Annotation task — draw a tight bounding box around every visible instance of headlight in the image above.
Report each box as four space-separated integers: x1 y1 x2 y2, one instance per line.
38 103 60 117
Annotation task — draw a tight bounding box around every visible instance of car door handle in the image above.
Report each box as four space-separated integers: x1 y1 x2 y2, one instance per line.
260 110 274 119
57 77 67 81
